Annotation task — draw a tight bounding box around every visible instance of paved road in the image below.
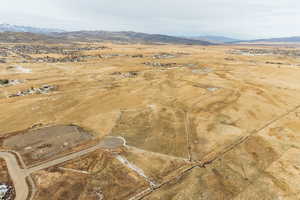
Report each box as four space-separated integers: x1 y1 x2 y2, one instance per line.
0 136 126 200
28 136 125 173
0 152 29 200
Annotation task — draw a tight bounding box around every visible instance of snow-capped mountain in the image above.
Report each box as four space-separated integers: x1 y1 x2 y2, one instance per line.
0 23 64 34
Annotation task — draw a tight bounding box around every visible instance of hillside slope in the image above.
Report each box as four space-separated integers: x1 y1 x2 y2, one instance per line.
52 31 212 45
189 35 239 43
0 31 212 45
0 23 64 34
232 36 300 44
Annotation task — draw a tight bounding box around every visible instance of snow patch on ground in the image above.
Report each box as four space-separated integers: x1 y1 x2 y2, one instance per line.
15 66 32 73
207 87 219 92
115 155 157 187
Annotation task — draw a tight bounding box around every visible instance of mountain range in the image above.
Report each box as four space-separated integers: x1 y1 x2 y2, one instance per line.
0 23 64 34
0 24 212 45
50 31 212 45
187 35 239 43
1 23 300 44
233 36 300 44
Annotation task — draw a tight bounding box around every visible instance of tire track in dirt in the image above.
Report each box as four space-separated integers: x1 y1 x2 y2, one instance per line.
183 111 192 162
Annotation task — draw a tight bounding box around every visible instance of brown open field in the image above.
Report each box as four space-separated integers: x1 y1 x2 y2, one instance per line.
2 125 94 166
1 42 300 199
32 149 149 200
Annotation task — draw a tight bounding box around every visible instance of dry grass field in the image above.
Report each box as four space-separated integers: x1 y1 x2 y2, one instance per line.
1 42 300 199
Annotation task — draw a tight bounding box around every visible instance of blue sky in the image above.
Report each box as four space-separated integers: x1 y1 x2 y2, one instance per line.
0 0 299 39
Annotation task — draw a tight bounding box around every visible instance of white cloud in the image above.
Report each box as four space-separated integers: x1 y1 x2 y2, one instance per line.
0 0 300 39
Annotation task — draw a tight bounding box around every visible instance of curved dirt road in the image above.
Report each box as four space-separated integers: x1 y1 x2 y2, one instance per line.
0 136 126 200
0 152 29 200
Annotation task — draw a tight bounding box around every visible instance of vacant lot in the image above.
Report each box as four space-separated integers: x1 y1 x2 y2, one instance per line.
2 125 93 166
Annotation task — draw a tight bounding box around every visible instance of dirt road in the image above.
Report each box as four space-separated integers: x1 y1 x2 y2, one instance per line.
0 152 29 200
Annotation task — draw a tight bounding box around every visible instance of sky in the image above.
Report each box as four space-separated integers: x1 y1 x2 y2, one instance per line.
0 0 299 39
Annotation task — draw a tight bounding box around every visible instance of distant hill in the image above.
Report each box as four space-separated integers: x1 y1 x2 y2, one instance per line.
50 31 212 45
0 32 67 43
232 36 300 44
0 29 212 45
0 23 64 34
187 35 239 43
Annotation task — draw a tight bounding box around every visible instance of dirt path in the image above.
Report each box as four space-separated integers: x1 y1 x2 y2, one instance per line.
0 152 29 200
0 136 126 200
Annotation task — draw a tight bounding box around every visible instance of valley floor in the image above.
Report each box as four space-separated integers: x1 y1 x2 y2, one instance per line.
1 42 300 199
